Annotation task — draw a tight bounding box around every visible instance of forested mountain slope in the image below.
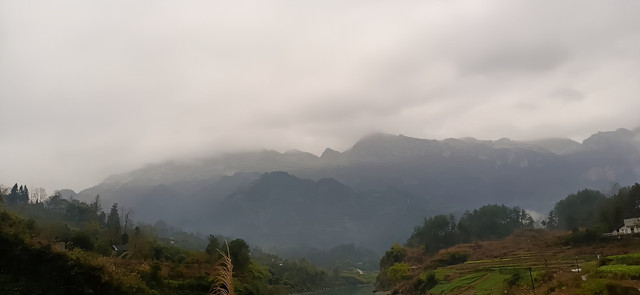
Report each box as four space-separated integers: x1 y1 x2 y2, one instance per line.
77 128 640 253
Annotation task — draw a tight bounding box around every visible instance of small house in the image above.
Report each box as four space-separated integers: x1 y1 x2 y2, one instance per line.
605 217 640 236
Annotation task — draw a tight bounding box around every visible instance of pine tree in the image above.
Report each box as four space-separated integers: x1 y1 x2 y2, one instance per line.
8 183 18 203
19 185 29 203
106 203 122 244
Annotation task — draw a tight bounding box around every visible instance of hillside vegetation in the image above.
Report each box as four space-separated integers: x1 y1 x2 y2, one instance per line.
393 229 640 294
377 183 640 294
0 186 372 294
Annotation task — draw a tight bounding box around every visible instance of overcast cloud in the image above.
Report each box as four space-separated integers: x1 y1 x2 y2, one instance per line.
1 0 640 191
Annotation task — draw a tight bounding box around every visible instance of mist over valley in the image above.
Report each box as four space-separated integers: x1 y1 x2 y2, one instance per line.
71 128 640 254
3 1 640 293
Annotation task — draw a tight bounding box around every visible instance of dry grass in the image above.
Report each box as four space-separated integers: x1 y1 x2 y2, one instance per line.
208 244 234 295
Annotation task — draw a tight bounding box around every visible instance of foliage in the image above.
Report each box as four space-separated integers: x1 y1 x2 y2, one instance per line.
280 258 329 292
229 239 251 273
251 248 331 293
379 243 406 269
597 265 640 279
6 183 29 204
458 204 534 242
545 183 640 233
545 189 606 230
405 205 533 255
0 209 152 295
598 183 640 230
429 272 486 294
415 271 437 292
435 252 468 267
407 214 458 253
471 273 510 294
596 252 640 280
376 243 407 290
70 230 95 251
386 262 410 283
504 270 521 288
0 188 335 295
106 203 122 244
127 226 154 260
564 226 602 246
0 185 7 203
604 253 640 266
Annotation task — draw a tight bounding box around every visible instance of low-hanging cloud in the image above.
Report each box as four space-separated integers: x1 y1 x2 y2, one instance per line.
1 0 639 191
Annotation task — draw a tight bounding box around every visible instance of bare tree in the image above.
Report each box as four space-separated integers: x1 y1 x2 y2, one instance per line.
92 195 102 212
30 187 47 204
121 207 135 232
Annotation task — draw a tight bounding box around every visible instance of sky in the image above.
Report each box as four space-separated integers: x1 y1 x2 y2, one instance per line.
1 0 640 192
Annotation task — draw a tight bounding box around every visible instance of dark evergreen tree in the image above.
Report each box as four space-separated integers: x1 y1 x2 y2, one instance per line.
7 183 18 203
458 204 534 242
19 185 29 203
546 189 606 230
228 238 251 273
598 183 640 231
98 211 107 225
18 186 24 201
406 214 458 253
106 203 121 244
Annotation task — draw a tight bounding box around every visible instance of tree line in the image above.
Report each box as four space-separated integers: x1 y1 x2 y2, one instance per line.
393 183 640 257
0 183 341 295
545 183 640 234
405 204 534 254
377 204 534 289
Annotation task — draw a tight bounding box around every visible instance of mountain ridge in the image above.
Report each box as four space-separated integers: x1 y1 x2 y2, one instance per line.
76 128 640 252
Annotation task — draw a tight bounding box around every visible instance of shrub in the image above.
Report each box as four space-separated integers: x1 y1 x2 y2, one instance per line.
505 271 521 288
415 271 437 292
606 253 640 266
564 227 602 246
435 252 468 266
386 262 410 283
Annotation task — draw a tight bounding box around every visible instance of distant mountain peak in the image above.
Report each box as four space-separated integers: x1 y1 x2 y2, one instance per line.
284 149 312 155
582 128 638 148
320 147 341 159
526 138 582 155
353 133 398 144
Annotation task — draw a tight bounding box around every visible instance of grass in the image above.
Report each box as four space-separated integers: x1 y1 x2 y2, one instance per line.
594 252 640 280
606 253 640 265
597 264 640 279
471 272 511 294
465 258 512 264
429 272 486 294
208 245 234 295
433 267 454 280
392 230 640 294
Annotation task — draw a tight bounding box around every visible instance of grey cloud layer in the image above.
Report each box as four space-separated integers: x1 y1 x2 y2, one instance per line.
1 0 639 191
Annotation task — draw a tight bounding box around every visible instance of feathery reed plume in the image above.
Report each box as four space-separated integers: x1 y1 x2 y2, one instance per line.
208 242 233 295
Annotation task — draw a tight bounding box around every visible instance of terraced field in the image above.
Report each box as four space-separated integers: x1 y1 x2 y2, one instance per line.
394 229 640 294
